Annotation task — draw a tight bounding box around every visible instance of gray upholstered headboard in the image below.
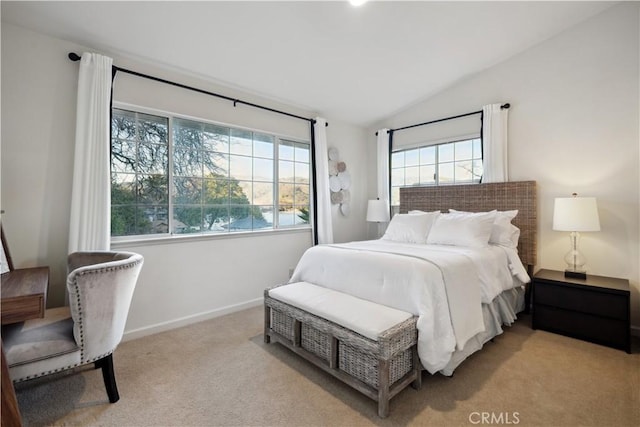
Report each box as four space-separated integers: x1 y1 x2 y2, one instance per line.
399 180 537 270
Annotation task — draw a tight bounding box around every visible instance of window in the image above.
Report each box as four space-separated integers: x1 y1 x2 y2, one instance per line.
390 138 482 206
111 108 310 238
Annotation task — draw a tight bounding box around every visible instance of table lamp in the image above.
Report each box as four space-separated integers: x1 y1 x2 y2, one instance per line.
367 198 390 238
552 193 600 279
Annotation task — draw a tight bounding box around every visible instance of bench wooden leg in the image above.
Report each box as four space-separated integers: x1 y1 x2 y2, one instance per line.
377 358 390 418
264 304 271 344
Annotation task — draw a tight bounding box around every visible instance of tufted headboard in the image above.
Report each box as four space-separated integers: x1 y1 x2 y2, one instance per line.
399 180 537 271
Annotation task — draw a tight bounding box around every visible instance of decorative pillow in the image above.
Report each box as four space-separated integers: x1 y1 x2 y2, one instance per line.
408 209 441 215
449 209 520 248
426 211 496 248
382 212 440 244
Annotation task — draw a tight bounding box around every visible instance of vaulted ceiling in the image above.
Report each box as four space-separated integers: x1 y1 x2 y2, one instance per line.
1 1 614 126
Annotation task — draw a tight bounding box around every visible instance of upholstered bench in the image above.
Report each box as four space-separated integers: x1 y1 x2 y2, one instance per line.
264 282 421 418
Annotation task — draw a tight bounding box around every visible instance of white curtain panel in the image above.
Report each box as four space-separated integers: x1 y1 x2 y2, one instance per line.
313 117 333 244
68 53 113 253
376 129 390 202
481 104 509 183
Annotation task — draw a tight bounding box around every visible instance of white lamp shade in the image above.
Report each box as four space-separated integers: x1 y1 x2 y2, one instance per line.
553 196 600 232
366 199 390 222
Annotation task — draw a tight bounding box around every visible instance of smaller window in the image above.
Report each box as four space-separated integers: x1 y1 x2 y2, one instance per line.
390 137 482 206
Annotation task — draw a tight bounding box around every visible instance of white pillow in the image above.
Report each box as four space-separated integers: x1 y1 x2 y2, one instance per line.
426 211 496 248
408 209 441 215
449 209 520 248
382 212 440 244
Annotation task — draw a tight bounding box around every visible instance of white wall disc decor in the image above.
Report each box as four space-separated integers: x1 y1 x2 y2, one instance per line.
327 147 351 217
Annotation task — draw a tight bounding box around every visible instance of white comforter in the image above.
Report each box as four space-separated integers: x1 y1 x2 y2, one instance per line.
289 240 528 373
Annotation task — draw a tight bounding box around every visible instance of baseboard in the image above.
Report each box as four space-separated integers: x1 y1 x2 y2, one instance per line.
122 301 640 342
122 297 263 342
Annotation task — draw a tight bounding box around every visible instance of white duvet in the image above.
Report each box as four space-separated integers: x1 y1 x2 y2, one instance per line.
289 240 529 373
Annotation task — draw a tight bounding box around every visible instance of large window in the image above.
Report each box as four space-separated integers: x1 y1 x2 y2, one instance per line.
391 138 482 206
111 108 310 238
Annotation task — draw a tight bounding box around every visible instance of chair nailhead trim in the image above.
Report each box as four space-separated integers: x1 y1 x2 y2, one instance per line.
13 351 115 383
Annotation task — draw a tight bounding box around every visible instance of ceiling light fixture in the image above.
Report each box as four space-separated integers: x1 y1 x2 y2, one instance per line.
349 0 368 6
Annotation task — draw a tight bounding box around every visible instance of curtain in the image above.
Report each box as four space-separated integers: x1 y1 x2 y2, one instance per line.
376 129 390 202
68 53 113 253
482 103 509 183
313 117 333 244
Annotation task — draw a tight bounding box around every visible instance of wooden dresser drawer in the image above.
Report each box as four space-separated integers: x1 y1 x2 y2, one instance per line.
1 295 45 325
534 282 628 320
534 305 629 351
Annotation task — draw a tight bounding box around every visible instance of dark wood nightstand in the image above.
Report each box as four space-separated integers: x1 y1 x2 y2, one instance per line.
532 269 630 353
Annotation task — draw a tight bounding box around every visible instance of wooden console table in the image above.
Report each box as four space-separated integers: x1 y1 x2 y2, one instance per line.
2 267 49 325
1 266 49 427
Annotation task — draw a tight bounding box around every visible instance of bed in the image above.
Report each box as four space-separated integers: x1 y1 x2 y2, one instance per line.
289 180 537 375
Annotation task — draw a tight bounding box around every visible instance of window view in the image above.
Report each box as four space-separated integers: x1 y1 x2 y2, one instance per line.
111 110 169 236
390 138 482 206
111 108 310 238
278 139 311 227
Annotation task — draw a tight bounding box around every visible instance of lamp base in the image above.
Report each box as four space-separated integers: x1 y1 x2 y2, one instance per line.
564 269 587 280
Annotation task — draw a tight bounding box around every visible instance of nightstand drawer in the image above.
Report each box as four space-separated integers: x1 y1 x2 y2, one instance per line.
534 305 629 351
534 282 628 320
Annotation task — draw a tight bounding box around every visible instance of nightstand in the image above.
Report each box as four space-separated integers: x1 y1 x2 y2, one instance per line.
532 269 630 353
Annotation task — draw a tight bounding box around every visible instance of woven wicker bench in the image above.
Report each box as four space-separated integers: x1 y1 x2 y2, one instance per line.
264 282 421 418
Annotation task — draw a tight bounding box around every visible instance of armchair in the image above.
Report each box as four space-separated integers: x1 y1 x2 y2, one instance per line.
2 251 143 403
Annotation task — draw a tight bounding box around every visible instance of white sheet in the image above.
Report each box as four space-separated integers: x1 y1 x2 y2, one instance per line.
289 240 528 373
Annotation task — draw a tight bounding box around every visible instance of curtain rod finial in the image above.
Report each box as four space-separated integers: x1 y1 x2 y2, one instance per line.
68 52 81 62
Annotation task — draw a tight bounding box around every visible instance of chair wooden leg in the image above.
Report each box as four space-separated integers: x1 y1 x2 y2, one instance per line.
96 354 120 403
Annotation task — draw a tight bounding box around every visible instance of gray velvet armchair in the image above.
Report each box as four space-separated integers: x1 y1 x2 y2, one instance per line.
2 251 143 403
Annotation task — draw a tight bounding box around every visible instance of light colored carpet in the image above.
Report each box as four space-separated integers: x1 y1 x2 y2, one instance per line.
14 306 640 426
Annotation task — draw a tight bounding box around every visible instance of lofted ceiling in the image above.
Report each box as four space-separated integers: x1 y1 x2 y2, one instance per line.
1 1 614 126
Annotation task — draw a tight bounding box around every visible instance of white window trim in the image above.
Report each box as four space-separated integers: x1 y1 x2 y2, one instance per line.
110 225 311 248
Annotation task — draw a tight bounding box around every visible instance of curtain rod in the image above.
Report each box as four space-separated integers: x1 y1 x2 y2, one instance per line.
375 103 510 136
68 52 328 127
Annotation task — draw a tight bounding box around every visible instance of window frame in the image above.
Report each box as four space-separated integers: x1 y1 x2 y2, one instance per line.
110 102 312 244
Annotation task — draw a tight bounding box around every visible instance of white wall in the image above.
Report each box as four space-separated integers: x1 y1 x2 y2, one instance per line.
369 3 640 328
1 23 82 305
1 22 369 338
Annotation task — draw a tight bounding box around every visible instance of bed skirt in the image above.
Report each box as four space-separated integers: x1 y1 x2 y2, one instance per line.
439 286 525 376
